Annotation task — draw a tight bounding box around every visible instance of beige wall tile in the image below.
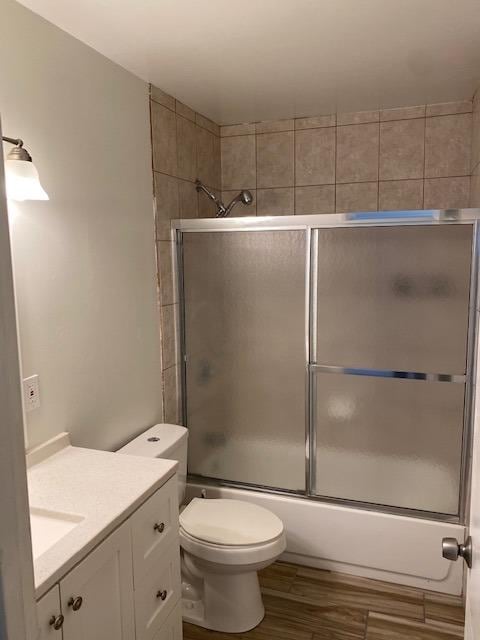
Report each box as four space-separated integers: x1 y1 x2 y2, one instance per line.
336 182 378 213
380 105 425 121
256 188 294 216
295 115 336 130
256 119 294 134
379 180 424 211
176 115 197 181
336 123 379 183
175 100 195 122
470 165 480 207
221 135 256 190
379 118 425 180
196 112 220 136
257 131 294 188
426 100 473 117
161 304 178 370
295 185 335 214
198 187 222 218
157 241 177 305
178 180 198 218
471 90 480 171
154 172 179 240
163 365 181 423
151 101 177 175
295 127 335 186
150 85 175 110
424 177 470 209
337 110 379 125
425 113 472 178
197 126 221 188
222 190 257 216
221 123 256 137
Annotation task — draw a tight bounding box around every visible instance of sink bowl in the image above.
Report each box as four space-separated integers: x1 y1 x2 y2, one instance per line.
30 507 84 559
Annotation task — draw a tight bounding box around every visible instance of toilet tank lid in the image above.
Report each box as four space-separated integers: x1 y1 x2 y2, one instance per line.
117 424 188 458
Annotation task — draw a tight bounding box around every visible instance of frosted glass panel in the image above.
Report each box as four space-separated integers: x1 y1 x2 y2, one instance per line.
314 373 465 514
183 231 306 490
315 225 472 373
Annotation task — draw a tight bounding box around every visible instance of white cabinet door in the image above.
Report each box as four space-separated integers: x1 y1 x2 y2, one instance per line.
60 521 134 640
37 586 63 639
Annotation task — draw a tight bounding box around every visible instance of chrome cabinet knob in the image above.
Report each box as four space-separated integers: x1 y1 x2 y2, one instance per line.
156 589 167 601
67 596 83 611
153 522 165 533
442 536 473 568
49 614 64 630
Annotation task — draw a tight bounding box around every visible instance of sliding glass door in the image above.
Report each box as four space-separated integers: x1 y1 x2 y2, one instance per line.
179 219 475 519
182 230 307 491
312 225 472 514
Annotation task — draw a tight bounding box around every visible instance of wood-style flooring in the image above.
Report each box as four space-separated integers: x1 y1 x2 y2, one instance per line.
183 561 465 640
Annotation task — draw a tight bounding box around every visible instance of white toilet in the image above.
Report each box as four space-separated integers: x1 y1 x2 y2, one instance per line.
118 423 286 633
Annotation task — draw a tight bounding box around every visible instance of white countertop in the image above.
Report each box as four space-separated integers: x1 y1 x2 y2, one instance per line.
28 439 177 599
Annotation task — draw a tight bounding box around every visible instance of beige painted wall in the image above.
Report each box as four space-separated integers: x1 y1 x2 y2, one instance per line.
1 0 163 450
149 84 221 423
220 101 473 215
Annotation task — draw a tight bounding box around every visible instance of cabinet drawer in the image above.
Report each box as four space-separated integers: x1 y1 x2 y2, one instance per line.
131 476 178 582
153 602 182 640
134 540 181 640
37 585 63 639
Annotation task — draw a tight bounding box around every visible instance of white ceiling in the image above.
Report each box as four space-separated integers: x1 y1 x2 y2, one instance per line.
17 0 480 125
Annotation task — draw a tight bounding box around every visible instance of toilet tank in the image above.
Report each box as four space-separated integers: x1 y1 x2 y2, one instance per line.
117 424 188 503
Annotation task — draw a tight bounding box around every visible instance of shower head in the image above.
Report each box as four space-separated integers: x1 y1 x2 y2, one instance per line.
196 179 254 217
223 189 254 217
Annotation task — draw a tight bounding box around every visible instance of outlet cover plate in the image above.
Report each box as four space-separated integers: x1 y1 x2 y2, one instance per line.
23 375 40 412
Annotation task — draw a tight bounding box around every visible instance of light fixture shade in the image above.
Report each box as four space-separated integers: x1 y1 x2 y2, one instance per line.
5 159 49 201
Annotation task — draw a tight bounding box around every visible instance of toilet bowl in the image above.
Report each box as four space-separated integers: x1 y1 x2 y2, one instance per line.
117 424 287 633
179 497 286 633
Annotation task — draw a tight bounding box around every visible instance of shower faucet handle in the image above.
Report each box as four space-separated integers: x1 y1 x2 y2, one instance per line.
442 536 473 568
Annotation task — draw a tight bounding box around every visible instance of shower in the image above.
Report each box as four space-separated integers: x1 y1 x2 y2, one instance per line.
195 179 253 217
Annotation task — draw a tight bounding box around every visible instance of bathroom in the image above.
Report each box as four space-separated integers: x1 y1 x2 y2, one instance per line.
1 0 480 639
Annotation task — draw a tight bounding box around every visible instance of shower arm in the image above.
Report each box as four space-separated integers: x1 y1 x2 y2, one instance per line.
195 180 227 217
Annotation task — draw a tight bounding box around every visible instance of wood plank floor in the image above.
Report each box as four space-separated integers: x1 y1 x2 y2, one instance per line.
183 561 465 640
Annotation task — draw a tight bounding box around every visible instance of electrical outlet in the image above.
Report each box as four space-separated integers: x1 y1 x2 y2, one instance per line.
23 374 40 412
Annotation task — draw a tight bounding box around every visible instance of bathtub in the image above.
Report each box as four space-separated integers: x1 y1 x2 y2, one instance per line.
186 481 465 595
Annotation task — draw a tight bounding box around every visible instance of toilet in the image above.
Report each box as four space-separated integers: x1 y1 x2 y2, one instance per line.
118 423 286 633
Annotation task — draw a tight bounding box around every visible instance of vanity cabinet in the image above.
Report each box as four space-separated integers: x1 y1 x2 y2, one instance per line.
60 520 135 640
36 475 181 640
37 585 63 639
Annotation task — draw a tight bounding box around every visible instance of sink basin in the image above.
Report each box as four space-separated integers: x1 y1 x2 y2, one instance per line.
30 507 84 559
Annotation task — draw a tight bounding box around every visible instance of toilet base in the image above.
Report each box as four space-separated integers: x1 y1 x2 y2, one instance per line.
181 569 265 633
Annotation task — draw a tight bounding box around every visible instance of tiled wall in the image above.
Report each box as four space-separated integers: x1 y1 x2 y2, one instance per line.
150 89 476 423
220 101 473 216
471 90 480 206
150 84 221 423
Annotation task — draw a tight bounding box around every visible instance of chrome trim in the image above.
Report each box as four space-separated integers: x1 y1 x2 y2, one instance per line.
308 230 319 494
304 229 312 494
459 221 479 524
173 208 480 232
309 364 466 383
187 474 460 523
174 229 188 426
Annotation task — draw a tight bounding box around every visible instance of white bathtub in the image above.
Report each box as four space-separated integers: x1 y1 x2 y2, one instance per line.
186 481 465 595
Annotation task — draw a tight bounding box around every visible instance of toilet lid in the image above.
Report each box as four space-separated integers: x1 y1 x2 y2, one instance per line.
180 498 284 546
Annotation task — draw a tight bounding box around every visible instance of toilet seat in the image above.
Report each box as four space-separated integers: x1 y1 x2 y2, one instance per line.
179 498 286 566
180 498 284 546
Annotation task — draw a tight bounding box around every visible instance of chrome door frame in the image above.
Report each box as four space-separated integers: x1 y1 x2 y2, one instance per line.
173 209 480 524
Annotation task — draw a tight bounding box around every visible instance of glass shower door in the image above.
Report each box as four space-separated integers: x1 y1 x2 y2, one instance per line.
182 230 307 491
312 224 473 514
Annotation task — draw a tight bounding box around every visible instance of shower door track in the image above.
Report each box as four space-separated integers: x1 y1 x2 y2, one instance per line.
173 209 480 525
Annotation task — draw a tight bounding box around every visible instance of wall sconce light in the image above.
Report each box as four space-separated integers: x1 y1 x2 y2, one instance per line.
2 136 49 201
